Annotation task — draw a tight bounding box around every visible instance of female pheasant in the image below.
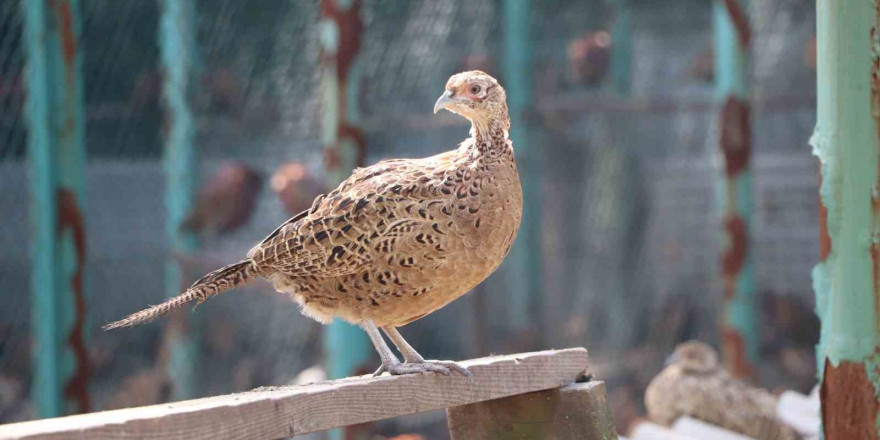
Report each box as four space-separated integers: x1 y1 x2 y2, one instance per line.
645 341 802 440
105 71 522 376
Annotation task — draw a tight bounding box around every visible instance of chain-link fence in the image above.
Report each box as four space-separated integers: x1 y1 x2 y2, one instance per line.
0 0 818 437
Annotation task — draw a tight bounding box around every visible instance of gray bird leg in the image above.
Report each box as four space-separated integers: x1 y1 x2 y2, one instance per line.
382 326 471 377
381 326 425 363
361 319 400 374
360 320 469 376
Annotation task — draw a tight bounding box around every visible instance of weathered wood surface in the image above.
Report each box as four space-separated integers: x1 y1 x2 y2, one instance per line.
0 348 589 440
446 380 618 440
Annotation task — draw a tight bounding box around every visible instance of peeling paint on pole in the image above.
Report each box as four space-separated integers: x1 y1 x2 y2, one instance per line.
812 0 880 438
23 0 90 417
319 0 366 188
713 0 756 380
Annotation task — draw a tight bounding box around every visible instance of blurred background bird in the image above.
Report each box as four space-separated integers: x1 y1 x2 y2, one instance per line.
687 47 715 83
180 162 264 236
567 31 612 87
270 161 324 216
645 341 802 440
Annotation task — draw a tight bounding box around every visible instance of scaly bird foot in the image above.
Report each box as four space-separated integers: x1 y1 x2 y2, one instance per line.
373 359 471 377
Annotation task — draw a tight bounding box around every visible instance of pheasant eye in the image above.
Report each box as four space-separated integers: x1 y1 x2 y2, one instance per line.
470 85 481 94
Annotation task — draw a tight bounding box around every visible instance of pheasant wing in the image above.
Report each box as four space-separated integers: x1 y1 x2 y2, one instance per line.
248 156 452 278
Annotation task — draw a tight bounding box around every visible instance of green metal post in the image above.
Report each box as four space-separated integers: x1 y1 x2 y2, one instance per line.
23 0 90 417
812 1 880 437
713 0 757 379
502 0 541 341
159 0 200 400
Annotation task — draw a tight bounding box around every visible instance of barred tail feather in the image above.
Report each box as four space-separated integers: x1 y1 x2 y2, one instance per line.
103 260 257 330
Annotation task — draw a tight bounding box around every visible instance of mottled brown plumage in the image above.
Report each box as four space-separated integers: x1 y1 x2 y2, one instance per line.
105 71 521 376
645 341 801 440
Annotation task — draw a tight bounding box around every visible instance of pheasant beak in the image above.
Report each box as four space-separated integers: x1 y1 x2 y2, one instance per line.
433 90 454 114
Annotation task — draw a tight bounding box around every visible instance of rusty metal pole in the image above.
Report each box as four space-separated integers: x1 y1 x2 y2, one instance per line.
713 0 757 380
23 0 90 417
812 1 880 438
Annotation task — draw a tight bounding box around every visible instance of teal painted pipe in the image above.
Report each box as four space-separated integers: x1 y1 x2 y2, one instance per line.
502 0 541 338
159 0 200 400
713 0 757 378
812 0 880 436
23 0 89 417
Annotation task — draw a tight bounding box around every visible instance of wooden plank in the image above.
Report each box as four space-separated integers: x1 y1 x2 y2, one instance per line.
0 348 589 440
446 380 617 440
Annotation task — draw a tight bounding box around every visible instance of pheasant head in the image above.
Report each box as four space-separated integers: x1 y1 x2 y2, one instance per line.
666 340 720 375
434 71 509 133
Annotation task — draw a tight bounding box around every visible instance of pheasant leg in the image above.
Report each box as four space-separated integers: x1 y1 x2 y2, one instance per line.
382 326 470 377
361 320 459 376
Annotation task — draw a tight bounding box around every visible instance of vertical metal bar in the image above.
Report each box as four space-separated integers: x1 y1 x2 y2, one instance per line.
608 0 631 94
812 1 880 437
159 0 200 400
502 0 540 340
605 0 634 350
713 0 757 379
23 0 89 417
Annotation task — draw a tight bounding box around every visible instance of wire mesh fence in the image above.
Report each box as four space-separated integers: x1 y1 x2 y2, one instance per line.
0 0 818 437
0 0 28 423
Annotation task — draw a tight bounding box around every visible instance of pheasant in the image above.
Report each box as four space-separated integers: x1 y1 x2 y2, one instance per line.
271 161 324 216
105 71 522 376
180 162 263 236
645 341 801 440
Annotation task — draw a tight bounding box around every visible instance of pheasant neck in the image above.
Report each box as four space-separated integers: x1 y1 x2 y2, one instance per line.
470 118 512 160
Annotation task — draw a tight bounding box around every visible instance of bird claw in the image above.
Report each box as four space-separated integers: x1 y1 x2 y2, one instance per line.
426 360 472 377
373 360 471 377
